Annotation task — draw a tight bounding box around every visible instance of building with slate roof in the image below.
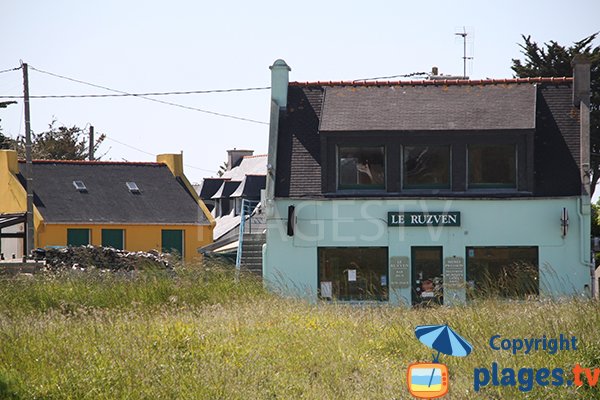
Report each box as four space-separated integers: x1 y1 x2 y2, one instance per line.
196 150 266 271
262 58 593 305
0 151 214 261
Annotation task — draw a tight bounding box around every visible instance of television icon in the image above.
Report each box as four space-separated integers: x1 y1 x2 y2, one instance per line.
406 362 449 399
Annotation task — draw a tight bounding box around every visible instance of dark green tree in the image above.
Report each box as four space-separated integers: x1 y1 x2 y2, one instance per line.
13 120 106 160
511 33 600 196
0 101 17 149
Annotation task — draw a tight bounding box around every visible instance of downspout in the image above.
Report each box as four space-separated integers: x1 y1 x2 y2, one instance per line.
572 55 593 296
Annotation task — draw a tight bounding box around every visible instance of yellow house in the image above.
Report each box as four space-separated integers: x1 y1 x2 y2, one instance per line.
0 150 214 262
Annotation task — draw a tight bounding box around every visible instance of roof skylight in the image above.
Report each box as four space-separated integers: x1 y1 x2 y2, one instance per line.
73 180 87 192
126 181 140 193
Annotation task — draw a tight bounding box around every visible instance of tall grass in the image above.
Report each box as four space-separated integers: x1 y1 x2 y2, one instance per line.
0 264 598 399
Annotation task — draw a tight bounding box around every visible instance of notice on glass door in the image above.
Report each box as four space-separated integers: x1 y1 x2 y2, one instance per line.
348 269 357 282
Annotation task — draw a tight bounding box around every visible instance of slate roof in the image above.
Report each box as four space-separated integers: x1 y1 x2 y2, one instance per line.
220 155 267 180
198 178 229 199
320 84 536 131
17 160 209 224
276 78 581 198
211 180 241 199
230 175 266 198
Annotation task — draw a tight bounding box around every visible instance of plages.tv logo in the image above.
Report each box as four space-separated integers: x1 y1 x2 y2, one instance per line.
407 324 473 399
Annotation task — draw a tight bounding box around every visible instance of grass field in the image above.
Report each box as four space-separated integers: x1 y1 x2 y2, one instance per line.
0 264 599 399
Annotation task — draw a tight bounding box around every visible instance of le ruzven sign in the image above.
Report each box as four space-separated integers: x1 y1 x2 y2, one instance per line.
387 212 461 227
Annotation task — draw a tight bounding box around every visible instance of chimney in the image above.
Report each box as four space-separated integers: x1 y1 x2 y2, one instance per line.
265 59 291 219
157 153 184 177
227 149 254 170
571 56 592 202
269 59 291 109
431 66 439 76
0 150 19 175
572 55 591 107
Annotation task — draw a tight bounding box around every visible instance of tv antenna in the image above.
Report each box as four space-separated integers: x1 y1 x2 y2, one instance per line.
455 27 473 78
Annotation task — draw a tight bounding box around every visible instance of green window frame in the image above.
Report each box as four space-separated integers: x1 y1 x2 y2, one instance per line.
102 229 124 250
161 229 184 258
67 228 90 247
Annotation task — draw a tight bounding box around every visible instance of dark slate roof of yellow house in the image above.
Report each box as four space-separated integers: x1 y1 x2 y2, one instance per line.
17 160 210 225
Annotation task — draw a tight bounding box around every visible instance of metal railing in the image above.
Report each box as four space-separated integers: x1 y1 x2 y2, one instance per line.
235 199 260 278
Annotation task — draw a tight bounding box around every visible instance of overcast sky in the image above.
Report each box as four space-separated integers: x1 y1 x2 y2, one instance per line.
1 0 598 186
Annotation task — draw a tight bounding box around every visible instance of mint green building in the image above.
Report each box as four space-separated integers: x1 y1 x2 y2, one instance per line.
263 59 593 305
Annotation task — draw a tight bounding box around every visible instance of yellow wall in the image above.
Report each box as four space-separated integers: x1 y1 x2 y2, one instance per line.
40 223 212 262
1 150 214 261
0 151 44 240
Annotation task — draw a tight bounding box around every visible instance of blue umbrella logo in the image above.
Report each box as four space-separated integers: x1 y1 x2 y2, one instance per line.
414 324 473 388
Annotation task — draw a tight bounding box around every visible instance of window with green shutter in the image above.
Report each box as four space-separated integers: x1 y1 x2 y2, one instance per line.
67 229 90 246
102 229 124 250
161 229 184 257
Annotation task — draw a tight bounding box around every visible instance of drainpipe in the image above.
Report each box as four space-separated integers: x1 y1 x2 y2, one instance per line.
572 55 593 296
265 59 290 218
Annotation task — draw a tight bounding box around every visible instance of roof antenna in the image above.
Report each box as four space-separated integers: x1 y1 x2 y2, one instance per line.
455 27 473 79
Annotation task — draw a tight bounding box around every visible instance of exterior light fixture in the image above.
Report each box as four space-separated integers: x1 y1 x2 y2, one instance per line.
287 205 295 236
560 207 569 237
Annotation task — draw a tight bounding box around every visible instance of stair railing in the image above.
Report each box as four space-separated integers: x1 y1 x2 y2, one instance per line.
235 199 259 280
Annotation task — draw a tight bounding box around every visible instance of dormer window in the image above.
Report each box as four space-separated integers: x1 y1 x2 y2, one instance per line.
126 181 140 193
337 146 385 190
73 180 87 192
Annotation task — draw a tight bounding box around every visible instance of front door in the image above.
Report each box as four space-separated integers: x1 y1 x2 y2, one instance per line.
411 246 443 306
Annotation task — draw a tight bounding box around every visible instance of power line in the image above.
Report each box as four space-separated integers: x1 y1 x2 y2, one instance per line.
0 66 21 75
104 135 217 173
0 86 271 99
353 71 429 82
26 65 269 125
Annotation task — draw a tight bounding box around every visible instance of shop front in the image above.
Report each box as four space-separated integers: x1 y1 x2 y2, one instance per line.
263 198 589 305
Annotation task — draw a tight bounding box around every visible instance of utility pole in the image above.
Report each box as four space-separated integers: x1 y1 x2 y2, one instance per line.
22 62 34 257
455 27 473 79
89 125 94 161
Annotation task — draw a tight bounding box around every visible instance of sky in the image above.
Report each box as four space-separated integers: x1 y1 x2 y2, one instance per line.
1 0 599 186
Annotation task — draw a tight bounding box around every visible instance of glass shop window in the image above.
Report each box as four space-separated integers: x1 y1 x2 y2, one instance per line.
338 146 385 190
318 247 388 301
468 144 516 188
466 246 538 299
403 145 451 189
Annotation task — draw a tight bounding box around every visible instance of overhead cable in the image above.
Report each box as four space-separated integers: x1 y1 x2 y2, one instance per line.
26 66 268 125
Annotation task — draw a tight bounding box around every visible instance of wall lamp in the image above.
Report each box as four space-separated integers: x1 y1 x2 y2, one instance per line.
561 207 569 237
287 205 295 236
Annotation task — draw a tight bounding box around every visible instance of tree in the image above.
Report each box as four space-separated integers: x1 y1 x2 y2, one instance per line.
0 101 17 149
13 120 106 160
511 33 600 196
216 161 228 177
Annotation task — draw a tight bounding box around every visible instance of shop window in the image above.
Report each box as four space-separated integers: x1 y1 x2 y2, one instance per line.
318 247 388 301
403 145 451 189
67 228 90 246
466 246 538 298
468 144 516 188
338 146 385 190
